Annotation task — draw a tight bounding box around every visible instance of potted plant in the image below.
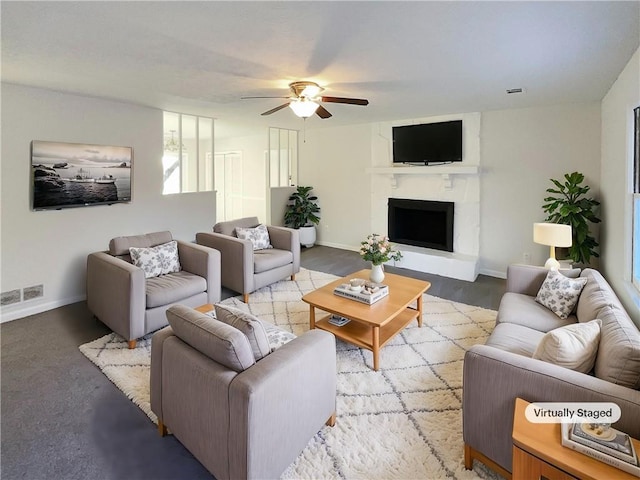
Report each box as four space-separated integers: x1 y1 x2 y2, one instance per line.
284 186 320 247
542 171 601 265
359 234 403 283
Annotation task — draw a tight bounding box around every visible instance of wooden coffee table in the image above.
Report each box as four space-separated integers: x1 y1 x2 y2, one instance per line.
302 269 431 371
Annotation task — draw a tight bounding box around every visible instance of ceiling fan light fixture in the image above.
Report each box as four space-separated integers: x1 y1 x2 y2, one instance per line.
289 98 319 118
301 84 322 97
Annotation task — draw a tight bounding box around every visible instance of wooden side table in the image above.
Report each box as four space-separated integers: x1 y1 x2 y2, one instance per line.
512 398 640 480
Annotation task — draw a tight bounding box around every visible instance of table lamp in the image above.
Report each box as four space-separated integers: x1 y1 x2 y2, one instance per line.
533 223 572 270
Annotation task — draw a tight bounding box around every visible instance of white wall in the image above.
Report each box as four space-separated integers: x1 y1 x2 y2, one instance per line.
297 104 601 279
1 83 216 321
299 124 373 249
600 47 640 325
479 103 601 277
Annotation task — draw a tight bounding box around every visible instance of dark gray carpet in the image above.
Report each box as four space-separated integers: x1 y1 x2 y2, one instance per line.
1 246 504 480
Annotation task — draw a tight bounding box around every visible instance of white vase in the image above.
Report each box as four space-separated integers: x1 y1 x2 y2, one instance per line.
370 263 385 283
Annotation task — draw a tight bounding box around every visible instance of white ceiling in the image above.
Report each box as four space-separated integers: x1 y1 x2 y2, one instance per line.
2 1 639 137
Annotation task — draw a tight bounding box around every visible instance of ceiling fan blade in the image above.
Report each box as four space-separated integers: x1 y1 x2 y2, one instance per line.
320 96 369 106
316 105 332 119
242 96 290 99
261 103 290 116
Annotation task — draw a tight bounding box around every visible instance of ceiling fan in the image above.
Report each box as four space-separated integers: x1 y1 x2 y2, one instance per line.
242 81 369 119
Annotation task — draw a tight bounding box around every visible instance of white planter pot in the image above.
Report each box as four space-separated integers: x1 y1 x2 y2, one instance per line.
298 226 316 248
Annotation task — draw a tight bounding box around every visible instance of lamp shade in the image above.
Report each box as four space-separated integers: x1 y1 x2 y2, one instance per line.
533 223 573 247
289 99 319 118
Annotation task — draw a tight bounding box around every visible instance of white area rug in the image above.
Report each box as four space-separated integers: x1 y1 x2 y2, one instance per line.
80 268 500 479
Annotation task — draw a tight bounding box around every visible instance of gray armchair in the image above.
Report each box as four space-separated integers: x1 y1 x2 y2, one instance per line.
195 217 300 303
86 231 221 348
151 305 337 480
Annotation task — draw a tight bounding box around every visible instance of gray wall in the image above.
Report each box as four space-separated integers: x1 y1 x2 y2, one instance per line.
1 83 216 321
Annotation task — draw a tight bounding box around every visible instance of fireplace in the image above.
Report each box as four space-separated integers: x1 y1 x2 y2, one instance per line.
388 198 454 252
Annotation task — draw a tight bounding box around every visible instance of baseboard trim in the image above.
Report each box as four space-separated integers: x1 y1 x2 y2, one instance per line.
478 268 507 279
314 241 360 252
0 294 86 323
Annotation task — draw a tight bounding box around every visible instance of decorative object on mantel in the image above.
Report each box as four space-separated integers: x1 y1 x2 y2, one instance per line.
359 234 403 283
284 186 320 247
533 222 573 270
542 172 601 265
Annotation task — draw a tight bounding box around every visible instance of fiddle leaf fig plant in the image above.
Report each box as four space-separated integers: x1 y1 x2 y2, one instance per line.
284 186 320 229
542 171 601 265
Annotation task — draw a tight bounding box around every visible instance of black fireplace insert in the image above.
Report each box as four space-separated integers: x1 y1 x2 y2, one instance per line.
388 198 454 252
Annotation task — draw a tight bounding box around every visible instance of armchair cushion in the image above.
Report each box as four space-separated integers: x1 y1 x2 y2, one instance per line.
254 249 294 274
214 304 272 361
235 224 273 251
146 271 207 308
166 305 255 372
130 240 181 278
110 231 173 259
213 216 259 237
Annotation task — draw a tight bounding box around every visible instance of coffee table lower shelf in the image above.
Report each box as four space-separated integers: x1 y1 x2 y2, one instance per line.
315 307 419 359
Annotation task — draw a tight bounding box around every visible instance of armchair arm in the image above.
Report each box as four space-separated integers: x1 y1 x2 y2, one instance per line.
267 226 300 274
195 232 254 295
86 251 146 341
463 344 640 473
228 329 336 480
505 264 580 296
177 241 222 303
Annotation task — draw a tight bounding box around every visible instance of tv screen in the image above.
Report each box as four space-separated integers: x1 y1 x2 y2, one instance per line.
392 120 462 164
31 140 132 210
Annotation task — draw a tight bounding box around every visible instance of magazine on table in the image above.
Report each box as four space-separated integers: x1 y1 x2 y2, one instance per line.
327 314 351 327
561 423 640 477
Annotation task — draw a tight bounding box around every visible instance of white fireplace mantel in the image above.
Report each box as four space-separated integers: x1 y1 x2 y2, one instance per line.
366 165 479 189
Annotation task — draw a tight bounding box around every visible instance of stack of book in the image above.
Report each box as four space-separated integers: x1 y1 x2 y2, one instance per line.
561 422 640 477
333 282 389 305
327 314 351 327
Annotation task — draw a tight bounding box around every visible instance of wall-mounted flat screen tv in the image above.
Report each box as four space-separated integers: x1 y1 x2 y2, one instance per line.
392 120 462 165
31 140 132 211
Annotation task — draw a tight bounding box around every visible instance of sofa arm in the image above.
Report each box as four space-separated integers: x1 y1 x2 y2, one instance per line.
195 232 254 295
463 344 640 473
177 241 222 303
267 225 300 273
228 329 336 480
505 264 581 296
86 251 146 340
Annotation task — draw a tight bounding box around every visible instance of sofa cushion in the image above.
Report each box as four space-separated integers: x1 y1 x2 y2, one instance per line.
166 305 255 372
576 269 627 322
130 241 181 278
146 271 207 308
594 305 640 389
213 216 259 237
214 304 272 361
254 249 294 274
533 319 601 373
485 323 546 357
109 231 173 256
496 292 576 333
235 224 273 251
535 269 587 319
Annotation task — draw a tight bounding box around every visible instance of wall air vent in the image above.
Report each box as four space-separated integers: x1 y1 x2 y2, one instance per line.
506 88 524 95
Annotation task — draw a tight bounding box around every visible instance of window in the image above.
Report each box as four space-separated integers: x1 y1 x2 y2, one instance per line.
163 112 214 194
633 106 640 290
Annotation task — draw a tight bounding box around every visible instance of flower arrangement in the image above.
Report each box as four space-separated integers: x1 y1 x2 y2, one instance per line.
359 234 403 265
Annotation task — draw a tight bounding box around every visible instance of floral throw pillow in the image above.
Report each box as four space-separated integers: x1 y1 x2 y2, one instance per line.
235 224 273 250
129 240 181 278
535 269 588 319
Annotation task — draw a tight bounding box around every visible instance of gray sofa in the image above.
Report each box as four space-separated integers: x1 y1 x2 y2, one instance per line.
196 217 300 303
463 265 640 478
151 304 336 480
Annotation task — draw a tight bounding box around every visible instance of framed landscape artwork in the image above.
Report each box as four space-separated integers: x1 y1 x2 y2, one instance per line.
31 140 133 210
